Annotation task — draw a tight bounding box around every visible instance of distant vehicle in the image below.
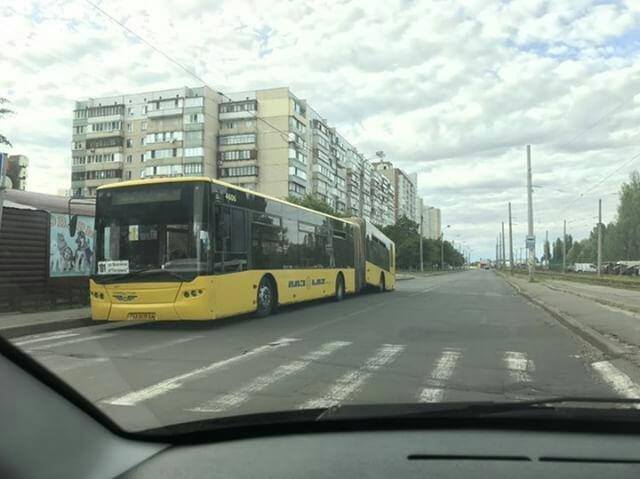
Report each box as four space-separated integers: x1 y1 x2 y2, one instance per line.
572 263 597 273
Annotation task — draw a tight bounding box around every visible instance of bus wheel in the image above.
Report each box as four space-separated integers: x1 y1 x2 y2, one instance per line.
256 277 275 317
379 273 386 292
335 274 345 302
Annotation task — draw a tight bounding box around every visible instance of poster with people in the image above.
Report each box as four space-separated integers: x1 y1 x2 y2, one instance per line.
49 213 95 277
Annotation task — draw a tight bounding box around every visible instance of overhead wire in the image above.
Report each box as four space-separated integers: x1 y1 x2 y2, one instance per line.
83 0 293 144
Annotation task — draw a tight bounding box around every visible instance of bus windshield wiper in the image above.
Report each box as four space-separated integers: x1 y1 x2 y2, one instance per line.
104 267 188 282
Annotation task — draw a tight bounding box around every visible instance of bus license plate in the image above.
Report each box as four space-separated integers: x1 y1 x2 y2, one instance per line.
128 312 156 320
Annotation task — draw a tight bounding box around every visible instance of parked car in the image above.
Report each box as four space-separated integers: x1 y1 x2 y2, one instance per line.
573 263 597 273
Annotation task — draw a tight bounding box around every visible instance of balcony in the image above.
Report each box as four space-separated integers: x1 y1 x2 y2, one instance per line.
86 129 123 139
219 110 255 120
147 107 183 118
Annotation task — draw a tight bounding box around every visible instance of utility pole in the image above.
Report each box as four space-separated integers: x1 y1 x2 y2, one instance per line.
501 221 506 269
419 209 424 273
526 145 535 282
508 202 514 274
562 220 567 273
597 199 602 277
495 237 499 267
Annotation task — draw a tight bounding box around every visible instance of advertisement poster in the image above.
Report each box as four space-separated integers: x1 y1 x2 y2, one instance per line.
49 213 95 277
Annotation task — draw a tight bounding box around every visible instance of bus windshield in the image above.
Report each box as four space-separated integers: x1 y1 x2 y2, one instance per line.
93 181 209 283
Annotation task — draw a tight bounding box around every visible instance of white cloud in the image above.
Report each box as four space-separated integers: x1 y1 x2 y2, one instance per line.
2 0 640 259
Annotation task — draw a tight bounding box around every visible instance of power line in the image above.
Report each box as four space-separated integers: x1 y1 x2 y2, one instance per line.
557 149 640 217
82 0 292 142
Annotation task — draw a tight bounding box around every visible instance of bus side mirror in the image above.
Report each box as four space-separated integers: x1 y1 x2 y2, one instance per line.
69 215 78 237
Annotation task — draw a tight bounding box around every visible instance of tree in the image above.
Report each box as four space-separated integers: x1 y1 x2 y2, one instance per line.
0 97 13 147
610 171 640 260
552 238 563 264
543 239 551 263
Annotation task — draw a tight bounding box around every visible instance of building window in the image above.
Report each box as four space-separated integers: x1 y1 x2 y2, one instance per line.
289 116 306 134
184 113 204 124
126 139 133 147
127 123 132 132
220 149 254 161
219 101 257 113
140 137 144 145
87 104 124 118
126 171 132 180
221 166 258 177
73 125 85 134
143 148 181 161
289 166 307 180
73 141 83 149
184 163 203 175
145 131 183 144
184 147 204 157
128 107 133 116
141 121 147 130
126 155 132 163
219 133 256 145
140 154 144 162
184 96 204 108
292 99 306 117
289 182 306 195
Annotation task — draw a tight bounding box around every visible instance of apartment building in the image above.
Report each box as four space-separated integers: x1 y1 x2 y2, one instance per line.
70 86 396 225
71 86 220 197
373 161 417 223
423 205 442 239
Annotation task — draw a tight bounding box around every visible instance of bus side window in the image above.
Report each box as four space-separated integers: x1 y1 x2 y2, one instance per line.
214 205 248 273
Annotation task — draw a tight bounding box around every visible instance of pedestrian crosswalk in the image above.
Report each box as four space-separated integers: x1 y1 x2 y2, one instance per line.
419 349 462 403
11 329 640 418
300 344 405 410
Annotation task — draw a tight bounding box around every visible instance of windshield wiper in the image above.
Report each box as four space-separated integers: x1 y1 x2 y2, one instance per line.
102 267 188 283
316 397 640 421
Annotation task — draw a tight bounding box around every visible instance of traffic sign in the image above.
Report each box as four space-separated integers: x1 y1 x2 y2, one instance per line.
526 235 536 250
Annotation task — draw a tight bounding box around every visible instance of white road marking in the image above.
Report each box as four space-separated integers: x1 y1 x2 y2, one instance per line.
189 341 351 413
13 331 79 346
103 337 300 406
45 336 205 373
28 333 116 351
592 361 640 408
419 349 462 403
300 343 404 409
503 351 534 383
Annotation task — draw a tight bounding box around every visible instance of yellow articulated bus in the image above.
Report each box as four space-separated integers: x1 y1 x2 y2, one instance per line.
89 177 395 321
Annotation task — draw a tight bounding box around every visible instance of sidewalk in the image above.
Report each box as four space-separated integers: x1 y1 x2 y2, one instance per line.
546 279 640 314
0 307 92 339
503 273 640 359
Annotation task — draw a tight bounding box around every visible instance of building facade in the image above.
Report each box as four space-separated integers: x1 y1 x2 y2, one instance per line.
70 86 396 225
423 205 442 239
373 161 417 223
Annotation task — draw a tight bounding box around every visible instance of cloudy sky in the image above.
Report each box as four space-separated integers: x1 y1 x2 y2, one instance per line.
2 0 640 259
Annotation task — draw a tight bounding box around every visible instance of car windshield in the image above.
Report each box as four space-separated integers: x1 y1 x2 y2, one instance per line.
2 0 640 435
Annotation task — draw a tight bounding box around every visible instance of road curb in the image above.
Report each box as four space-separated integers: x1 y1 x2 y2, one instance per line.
0 317 95 339
544 282 640 316
396 275 415 281
499 273 628 358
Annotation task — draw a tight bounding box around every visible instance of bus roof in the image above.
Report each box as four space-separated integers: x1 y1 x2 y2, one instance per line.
96 176 354 225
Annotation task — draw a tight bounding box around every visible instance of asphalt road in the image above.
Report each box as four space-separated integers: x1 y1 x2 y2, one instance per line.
10 270 629 431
